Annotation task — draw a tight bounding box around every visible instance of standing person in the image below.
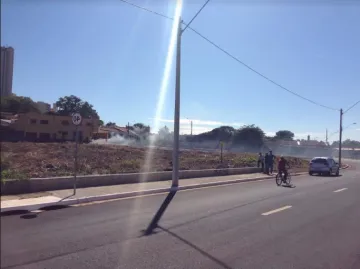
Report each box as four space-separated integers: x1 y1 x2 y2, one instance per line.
268 150 276 174
264 152 270 174
257 152 264 172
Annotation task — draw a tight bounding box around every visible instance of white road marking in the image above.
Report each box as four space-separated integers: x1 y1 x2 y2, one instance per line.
261 205 292 216
333 188 348 193
31 210 43 213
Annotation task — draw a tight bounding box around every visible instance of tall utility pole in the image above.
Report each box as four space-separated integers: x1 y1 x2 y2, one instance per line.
326 128 328 144
172 0 210 188
186 117 193 136
172 16 182 189
338 109 343 167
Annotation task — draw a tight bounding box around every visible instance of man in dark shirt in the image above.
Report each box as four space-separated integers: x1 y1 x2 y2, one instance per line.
264 153 270 174
268 150 276 174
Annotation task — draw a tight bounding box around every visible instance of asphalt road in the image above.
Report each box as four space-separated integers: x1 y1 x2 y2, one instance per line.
1 167 359 269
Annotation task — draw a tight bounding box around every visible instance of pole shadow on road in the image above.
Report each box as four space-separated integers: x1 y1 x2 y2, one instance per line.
161 193 289 232
19 205 70 220
143 190 178 235
20 213 38 219
158 225 234 269
1 210 39 220
0 210 30 217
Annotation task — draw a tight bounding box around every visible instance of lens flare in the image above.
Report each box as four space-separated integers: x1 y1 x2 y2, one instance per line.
116 0 183 263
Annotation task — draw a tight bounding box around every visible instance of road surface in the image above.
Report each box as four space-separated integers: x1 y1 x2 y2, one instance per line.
1 167 359 269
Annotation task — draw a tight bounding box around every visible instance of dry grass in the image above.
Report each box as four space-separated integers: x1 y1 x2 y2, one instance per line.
0 142 309 179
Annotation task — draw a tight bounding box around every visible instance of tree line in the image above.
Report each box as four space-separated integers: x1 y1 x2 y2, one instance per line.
2 95 358 148
331 139 360 149
184 125 360 149
186 125 295 146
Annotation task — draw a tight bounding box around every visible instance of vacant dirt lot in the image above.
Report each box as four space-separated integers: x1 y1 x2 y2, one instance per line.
1 142 309 179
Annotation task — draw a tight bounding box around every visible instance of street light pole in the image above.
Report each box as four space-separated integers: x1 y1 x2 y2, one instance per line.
172 16 182 189
338 109 343 167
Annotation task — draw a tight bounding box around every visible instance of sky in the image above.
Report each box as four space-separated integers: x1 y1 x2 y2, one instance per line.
1 0 359 142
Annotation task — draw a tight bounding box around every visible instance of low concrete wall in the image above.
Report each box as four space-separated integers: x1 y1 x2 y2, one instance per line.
1 167 261 195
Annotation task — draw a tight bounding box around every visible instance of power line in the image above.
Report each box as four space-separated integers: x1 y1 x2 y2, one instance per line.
329 122 357 138
329 130 339 137
189 28 339 111
119 0 173 20
344 100 360 114
182 0 211 33
120 0 340 112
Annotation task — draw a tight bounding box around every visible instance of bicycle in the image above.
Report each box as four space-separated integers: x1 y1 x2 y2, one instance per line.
275 169 292 186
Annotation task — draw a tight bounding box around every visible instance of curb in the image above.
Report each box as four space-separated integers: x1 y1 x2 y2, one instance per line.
1 172 307 213
1 167 262 196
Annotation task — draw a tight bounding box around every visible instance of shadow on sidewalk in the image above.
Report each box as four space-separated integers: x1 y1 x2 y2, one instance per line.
158 225 234 269
59 193 76 202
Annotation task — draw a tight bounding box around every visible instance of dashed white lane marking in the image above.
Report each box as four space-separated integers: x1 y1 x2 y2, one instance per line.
261 205 292 216
31 210 43 213
333 188 348 193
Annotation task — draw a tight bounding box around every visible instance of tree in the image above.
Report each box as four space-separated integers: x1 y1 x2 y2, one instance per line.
232 124 265 149
132 123 150 134
133 123 145 129
55 95 99 118
99 120 104 126
158 126 172 141
333 139 360 148
274 130 295 141
105 122 116 127
0 95 40 114
188 126 235 142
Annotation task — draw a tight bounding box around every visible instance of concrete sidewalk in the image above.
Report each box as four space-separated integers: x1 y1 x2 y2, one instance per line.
1 172 306 213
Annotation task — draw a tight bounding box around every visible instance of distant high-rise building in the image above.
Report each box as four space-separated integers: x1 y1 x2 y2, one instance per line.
36 101 51 113
1 46 15 97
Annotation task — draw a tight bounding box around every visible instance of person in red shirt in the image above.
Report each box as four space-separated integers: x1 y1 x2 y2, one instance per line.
278 156 289 181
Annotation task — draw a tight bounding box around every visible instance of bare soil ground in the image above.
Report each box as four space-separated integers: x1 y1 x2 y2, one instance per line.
1 142 309 179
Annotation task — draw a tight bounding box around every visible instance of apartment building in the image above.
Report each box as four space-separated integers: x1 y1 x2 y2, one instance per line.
1 46 14 97
1 112 100 142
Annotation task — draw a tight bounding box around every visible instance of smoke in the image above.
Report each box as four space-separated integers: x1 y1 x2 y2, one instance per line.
91 134 132 146
91 132 155 148
91 134 337 160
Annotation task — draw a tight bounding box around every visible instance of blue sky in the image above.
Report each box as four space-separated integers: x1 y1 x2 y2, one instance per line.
2 0 359 141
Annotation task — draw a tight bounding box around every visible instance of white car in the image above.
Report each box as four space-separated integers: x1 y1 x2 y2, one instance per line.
309 157 340 176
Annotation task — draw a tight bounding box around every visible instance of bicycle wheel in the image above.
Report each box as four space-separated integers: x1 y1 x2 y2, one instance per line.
285 173 292 185
275 173 282 186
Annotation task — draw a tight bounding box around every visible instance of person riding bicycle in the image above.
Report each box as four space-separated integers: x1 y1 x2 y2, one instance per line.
278 156 290 182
